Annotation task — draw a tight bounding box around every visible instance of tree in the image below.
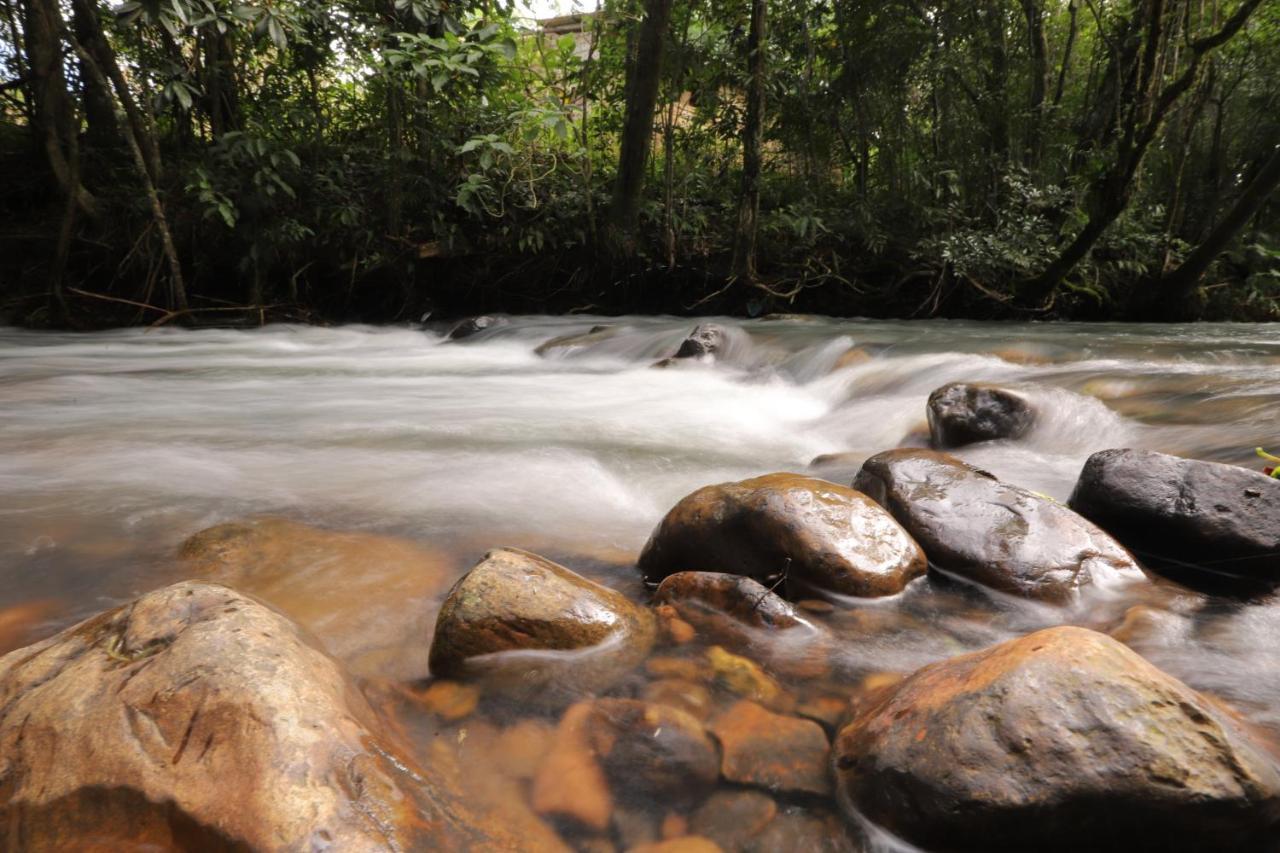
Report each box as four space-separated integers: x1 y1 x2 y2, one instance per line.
731 0 767 280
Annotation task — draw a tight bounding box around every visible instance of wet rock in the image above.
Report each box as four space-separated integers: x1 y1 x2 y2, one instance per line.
0 581 567 851
655 604 698 645
674 323 727 360
706 646 788 710
853 449 1144 603
408 679 481 721
689 790 778 850
926 382 1036 447
629 838 723 853
745 806 858 853
831 346 873 372
446 314 508 340
832 626 1280 852
532 699 718 830
644 678 714 721
708 700 832 796
429 547 656 703
180 517 450 680
535 325 618 357
1069 448 1280 587
638 474 927 598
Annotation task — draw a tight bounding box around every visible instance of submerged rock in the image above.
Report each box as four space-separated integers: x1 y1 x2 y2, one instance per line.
927 382 1036 447
0 581 567 851
832 626 1280 852
446 314 508 340
674 323 728 359
637 474 927 598
690 790 778 850
180 517 451 680
708 700 832 796
535 325 618 357
1069 448 1280 587
531 699 718 831
429 547 656 703
853 449 1144 602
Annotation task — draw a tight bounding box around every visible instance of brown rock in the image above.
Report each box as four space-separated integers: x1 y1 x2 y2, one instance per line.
533 699 719 830
535 325 618 357
628 838 723 853
708 701 832 796
831 347 873 371
927 382 1036 447
661 813 689 840
0 581 567 852
689 790 778 849
706 646 788 710
638 474 927 597
0 598 59 655
643 678 714 721
180 517 451 679
411 679 480 721
429 547 656 703
853 449 1145 603
833 626 1280 852
494 718 557 780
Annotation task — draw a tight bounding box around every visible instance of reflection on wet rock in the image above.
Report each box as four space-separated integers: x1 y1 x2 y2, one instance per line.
429 548 657 704
926 382 1036 447
638 474 928 597
854 449 1145 603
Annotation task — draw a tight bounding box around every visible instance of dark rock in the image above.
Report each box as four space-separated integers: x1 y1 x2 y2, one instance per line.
638 473 927 598
708 700 832 796
832 625 1280 852
927 382 1036 447
690 790 778 850
745 806 858 853
853 449 1144 603
429 547 656 703
674 323 727 359
447 315 508 340
1069 448 1280 587
0 581 567 852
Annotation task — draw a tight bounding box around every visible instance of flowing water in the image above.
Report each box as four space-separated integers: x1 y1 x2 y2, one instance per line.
2 316 1279 849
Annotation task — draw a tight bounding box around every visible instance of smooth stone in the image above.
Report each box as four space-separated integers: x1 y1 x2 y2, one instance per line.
0 581 567 851
180 517 450 679
853 449 1145 603
927 382 1036 447
446 314 508 340
833 626 1280 852
1069 448 1280 587
705 646 788 711
535 325 618 357
708 700 832 796
689 790 778 850
429 547 656 703
638 473 928 597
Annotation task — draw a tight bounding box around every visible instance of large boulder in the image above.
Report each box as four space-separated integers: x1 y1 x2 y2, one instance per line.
853 449 1144 602
832 626 1280 852
1069 449 1280 587
0 581 568 851
429 547 656 703
180 517 451 680
638 474 927 598
927 382 1036 448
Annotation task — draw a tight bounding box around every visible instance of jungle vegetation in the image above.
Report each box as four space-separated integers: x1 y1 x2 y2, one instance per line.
1 0 1278 325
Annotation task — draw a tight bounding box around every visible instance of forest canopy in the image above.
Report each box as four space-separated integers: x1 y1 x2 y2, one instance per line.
1 0 1278 325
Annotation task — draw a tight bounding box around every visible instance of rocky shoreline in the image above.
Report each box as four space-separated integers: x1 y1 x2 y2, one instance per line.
2 322 1279 851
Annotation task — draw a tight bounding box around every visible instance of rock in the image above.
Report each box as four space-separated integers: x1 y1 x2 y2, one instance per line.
1068 448 1280 587
853 449 1144 603
831 347 873 372
494 718 557 781
690 790 778 850
745 806 858 853
637 474 927 598
535 325 618 357
643 678 714 721
0 581 567 851
446 315 508 340
654 572 830 679
179 517 450 680
532 699 718 830
926 382 1036 447
406 679 481 721
832 626 1280 852
708 700 832 796
674 323 727 359
706 646 787 710
629 838 723 853
429 547 656 703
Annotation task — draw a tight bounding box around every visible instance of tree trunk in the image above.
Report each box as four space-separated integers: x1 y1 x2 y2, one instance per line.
1021 0 1048 167
607 0 674 251
1161 143 1280 299
731 0 767 281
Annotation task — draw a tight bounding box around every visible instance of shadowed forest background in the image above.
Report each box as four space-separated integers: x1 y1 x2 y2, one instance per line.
1 0 1278 327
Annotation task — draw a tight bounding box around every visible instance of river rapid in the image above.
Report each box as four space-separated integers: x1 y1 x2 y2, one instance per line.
2 316 1279 849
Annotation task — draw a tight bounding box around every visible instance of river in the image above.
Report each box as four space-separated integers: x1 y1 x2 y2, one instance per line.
1 316 1278 848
